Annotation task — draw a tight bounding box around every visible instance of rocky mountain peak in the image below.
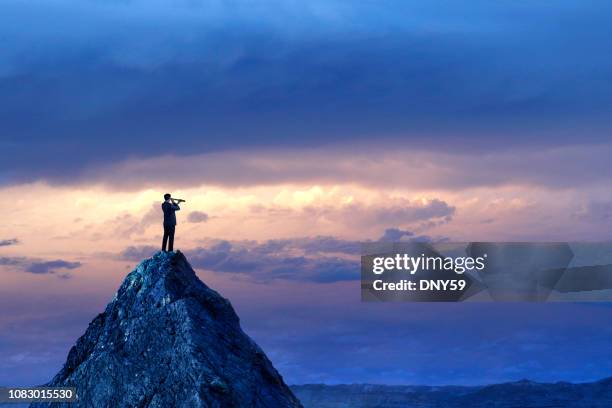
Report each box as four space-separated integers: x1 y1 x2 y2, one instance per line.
31 251 302 408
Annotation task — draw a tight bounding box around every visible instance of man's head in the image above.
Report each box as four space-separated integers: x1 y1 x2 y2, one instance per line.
164 193 171 201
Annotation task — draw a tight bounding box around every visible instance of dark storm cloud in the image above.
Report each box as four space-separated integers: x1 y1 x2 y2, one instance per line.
0 256 82 278
2 0 612 185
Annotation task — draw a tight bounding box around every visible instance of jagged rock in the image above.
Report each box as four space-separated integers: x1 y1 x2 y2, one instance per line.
31 251 302 408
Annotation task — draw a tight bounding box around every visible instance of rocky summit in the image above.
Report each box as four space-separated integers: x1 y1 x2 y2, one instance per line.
31 251 302 408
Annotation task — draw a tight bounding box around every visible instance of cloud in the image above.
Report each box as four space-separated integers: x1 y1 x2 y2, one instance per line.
25 143 612 192
0 257 20 267
574 201 612 223
2 1 612 185
286 237 361 255
0 238 18 247
0 256 82 278
378 228 414 242
120 237 362 282
119 245 159 261
186 241 359 283
25 260 81 275
187 211 209 223
119 231 443 282
121 245 358 283
302 199 455 230
245 196 455 229
125 202 162 236
101 203 161 239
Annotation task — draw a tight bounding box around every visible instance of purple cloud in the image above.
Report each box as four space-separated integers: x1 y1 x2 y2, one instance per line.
0 238 18 247
25 260 81 275
0 256 82 278
119 230 446 283
187 211 209 223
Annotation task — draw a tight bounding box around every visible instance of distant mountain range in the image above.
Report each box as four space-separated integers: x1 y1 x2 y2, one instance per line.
291 378 612 408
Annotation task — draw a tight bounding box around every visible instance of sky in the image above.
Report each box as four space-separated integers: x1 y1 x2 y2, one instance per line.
2 0 612 387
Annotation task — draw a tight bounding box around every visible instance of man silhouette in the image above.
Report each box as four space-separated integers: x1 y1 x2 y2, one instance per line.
161 193 180 252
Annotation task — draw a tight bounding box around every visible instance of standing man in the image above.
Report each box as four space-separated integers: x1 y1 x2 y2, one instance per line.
162 193 180 252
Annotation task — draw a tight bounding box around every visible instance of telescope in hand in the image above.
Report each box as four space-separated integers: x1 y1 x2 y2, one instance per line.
171 198 186 203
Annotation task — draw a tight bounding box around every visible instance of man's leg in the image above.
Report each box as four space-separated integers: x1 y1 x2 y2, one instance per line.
162 225 169 251
168 225 175 252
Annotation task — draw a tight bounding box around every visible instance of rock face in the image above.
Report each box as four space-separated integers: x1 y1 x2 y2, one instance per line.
292 379 612 408
31 251 302 408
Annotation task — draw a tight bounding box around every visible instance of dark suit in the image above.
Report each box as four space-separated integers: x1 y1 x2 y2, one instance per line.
161 201 180 252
